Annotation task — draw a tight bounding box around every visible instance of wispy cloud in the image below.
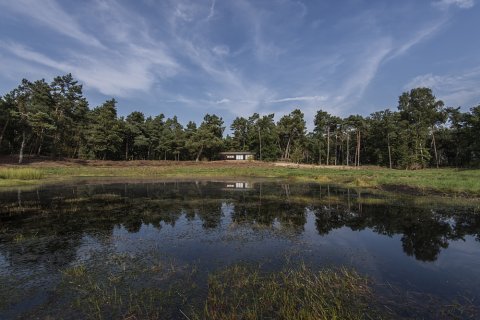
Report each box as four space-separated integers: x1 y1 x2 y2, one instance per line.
405 68 480 107
1 41 179 96
0 0 180 97
0 0 104 48
206 0 216 21
0 0 478 126
387 20 447 60
269 96 328 103
433 0 475 9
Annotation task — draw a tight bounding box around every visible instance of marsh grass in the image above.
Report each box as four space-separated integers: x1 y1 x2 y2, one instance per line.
0 276 25 312
60 251 199 320
0 168 44 180
5 251 479 319
199 263 379 320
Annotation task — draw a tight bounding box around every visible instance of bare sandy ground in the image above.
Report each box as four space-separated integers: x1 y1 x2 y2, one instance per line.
0 155 374 170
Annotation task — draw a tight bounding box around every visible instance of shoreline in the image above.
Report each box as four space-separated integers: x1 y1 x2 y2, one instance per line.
0 159 479 198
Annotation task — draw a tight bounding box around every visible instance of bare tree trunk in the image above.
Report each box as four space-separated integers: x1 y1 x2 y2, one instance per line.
357 130 361 166
346 133 349 166
326 127 330 165
318 138 322 165
36 128 45 156
432 126 439 168
354 137 358 167
419 141 424 168
196 145 203 162
125 142 129 160
258 128 262 161
37 141 42 156
387 133 392 169
284 137 291 159
72 144 79 159
18 131 26 164
0 117 9 147
334 132 337 166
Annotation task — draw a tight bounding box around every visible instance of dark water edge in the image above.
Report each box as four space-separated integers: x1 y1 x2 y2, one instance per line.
1 180 480 319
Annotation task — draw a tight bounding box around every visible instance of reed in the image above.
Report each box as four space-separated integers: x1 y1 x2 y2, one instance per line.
0 168 44 180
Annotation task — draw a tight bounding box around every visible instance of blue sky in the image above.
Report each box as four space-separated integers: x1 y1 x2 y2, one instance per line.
0 0 479 129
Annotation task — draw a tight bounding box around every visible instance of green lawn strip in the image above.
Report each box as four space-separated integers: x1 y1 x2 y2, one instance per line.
1 165 479 196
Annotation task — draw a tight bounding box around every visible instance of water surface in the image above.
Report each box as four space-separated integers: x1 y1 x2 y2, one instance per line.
1 180 480 319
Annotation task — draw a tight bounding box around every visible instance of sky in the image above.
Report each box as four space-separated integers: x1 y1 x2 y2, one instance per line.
0 0 479 129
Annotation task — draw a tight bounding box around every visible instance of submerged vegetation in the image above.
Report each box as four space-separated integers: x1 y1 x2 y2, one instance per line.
10 253 475 320
202 264 375 320
59 257 378 320
59 252 198 320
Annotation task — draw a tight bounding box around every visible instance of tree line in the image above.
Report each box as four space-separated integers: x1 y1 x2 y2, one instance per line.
0 74 479 168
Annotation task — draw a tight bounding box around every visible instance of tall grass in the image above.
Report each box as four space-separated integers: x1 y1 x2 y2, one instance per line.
0 168 44 180
200 263 377 320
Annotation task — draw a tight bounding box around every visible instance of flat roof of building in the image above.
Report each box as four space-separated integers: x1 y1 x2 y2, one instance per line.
219 151 255 155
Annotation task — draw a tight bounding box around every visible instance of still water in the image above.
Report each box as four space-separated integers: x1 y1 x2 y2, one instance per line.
1 180 480 319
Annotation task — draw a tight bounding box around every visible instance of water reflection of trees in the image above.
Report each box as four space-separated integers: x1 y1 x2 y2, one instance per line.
0 182 479 267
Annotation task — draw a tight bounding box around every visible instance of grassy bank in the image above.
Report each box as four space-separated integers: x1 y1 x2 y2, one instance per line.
1 161 480 196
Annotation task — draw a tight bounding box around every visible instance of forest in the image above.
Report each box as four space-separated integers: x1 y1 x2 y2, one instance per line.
0 73 479 168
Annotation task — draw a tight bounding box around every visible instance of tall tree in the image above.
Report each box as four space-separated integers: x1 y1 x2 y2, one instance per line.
230 117 249 151
277 109 306 160
9 79 54 163
0 94 15 149
84 99 122 160
345 115 367 167
313 110 329 165
186 114 224 161
398 87 445 168
50 74 88 157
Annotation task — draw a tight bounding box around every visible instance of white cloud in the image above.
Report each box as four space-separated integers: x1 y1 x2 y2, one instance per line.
269 96 328 103
0 0 180 97
206 0 216 21
433 0 475 9
1 40 179 97
215 98 231 104
0 0 103 48
212 45 230 56
405 68 480 107
387 20 446 60
335 38 392 108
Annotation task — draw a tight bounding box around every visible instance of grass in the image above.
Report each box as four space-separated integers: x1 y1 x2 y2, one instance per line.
200 263 377 320
1 161 480 196
59 251 198 320
58 254 378 320
3 245 478 319
0 167 44 180
57 258 480 320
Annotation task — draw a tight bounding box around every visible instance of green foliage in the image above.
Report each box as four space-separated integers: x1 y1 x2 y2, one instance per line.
84 99 123 160
186 114 224 161
277 109 306 160
1 74 479 167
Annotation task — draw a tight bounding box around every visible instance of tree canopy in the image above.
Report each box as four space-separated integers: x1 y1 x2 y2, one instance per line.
1 74 479 168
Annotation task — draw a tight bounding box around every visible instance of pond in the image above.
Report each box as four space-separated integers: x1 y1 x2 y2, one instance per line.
1 180 480 319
